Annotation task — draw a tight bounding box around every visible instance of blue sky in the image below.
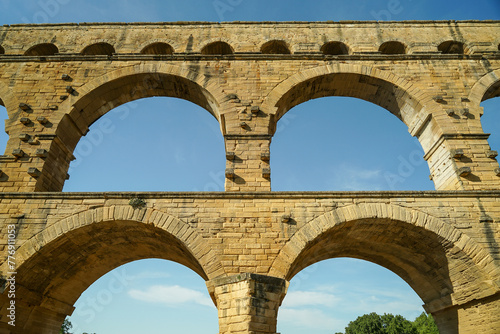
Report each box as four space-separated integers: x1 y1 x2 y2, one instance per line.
0 0 498 23
1 1 499 333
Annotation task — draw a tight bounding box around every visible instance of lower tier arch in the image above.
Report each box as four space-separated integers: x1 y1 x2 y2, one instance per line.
0 207 224 334
269 203 500 333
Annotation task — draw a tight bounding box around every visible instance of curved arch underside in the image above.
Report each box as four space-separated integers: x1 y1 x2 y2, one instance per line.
286 218 453 303
270 203 500 309
482 80 500 101
15 219 208 308
81 42 115 56
60 72 219 151
24 43 59 56
274 72 422 126
141 42 174 55
469 68 500 104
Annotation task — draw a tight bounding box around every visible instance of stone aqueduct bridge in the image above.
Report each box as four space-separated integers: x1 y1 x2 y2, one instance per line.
0 21 499 333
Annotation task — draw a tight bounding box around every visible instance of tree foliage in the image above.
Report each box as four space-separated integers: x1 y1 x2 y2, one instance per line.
60 319 72 334
381 314 417 334
413 312 440 334
345 313 384 334
341 312 439 334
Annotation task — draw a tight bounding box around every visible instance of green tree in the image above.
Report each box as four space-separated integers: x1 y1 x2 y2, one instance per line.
382 314 417 334
413 312 439 334
339 312 438 334
344 312 418 334
60 319 72 334
345 312 384 334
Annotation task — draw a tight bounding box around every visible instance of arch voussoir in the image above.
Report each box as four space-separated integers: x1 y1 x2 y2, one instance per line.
13 206 224 283
153 210 173 228
269 203 500 287
261 63 435 133
314 211 335 232
61 62 225 122
469 68 500 104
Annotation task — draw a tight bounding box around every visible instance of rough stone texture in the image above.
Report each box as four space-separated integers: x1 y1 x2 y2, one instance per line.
0 21 499 191
208 273 287 334
0 192 499 333
0 21 499 334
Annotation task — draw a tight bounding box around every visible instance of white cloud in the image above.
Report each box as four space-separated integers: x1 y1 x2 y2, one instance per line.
128 285 214 308
282 290 339 308
357 294 424 318
328 285 424 320
328 164 383 191
278 288 344 332
278 308 343 331
277 287 423 332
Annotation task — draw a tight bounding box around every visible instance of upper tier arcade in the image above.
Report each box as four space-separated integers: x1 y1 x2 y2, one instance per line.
0 21 499 192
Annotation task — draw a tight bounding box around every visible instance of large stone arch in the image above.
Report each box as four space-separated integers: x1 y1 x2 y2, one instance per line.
261 64 436 136
269 203 500 316
468 68 500 161
59 62 227 133
468 68 500 104
1 206 224 333
36 63 229 191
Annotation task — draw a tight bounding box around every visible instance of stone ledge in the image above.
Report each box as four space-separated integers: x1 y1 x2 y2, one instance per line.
0 190 499 200
0 53 489 63
210 273 286 288
3 20 500 29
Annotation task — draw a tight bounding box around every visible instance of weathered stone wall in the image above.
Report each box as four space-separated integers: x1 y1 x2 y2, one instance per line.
0 21 498 192
0 21 499 334
0 191 499 333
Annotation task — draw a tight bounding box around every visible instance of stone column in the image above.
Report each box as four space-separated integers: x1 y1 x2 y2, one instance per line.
0 284 74 334
0 135 74 192
0 101 78 192
424 134 500 190
418 107 500 190
425 293 500 334
207 273 288 334
224 135 272 192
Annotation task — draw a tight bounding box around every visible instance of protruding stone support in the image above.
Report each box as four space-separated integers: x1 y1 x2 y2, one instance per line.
0 132 74 192
224 135 272 192
207 273 288 334
423 133 500 190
